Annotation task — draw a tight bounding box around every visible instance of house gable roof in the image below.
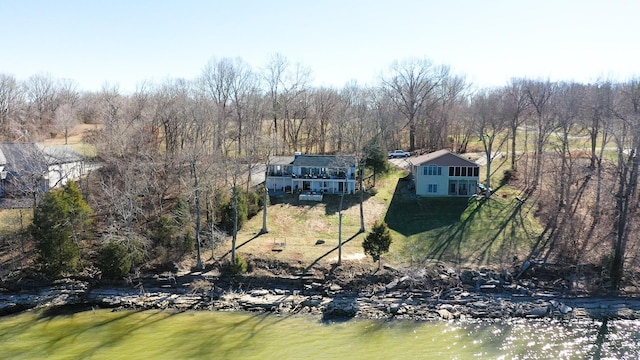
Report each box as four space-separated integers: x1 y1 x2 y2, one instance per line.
0 142 48 174
411 149 479 167
293 155 356 168
268 155 295 166
268 154 356 168
39 145 83 164
0 143 83 172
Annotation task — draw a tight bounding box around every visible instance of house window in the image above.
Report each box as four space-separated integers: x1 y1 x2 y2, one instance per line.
423 165 441 176
448 166 479 177
427 184 438 193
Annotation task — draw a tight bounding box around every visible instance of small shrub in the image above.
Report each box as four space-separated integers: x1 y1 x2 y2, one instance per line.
189 279 213 295
245 189 263 218
219 189 248 234
152 215 178 247
500 169 514 187
229 255 248 275
99 240 144 280
599 252 614 277
363 221 393 270
182 229 195 253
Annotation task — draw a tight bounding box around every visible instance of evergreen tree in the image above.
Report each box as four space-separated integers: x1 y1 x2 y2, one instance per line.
31 181 93 277
98 239 144 280
172 196 191 227
364 135 388 187
220 188 248 234
362 220 393 270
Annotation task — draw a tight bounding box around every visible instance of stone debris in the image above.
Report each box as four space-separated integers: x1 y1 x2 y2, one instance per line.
3 266 640 321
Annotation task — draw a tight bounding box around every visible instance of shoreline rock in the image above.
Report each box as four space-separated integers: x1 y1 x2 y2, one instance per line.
3 276 640 321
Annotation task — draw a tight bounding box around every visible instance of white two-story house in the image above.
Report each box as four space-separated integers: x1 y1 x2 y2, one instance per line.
265 153 357 198
0 142 86 197
411 149 479 197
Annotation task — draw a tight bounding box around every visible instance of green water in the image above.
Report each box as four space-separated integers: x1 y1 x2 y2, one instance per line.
1 309 638 359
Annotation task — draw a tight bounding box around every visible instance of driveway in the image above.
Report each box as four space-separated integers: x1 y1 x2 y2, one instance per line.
388 157 413 170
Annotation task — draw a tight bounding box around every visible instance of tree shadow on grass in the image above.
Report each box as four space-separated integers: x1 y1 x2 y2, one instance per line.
384 177 474 237
269 192 369 216
303 231 364 274
407 194 535 267
471 198 532 266
217 232 266 262
411 197 488 264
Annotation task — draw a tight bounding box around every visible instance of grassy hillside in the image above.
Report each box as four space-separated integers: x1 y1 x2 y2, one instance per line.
215 191 386 267
385 189 541 267
224 166 542 271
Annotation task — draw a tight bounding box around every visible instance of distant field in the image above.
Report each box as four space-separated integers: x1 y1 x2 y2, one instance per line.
40 123 99 157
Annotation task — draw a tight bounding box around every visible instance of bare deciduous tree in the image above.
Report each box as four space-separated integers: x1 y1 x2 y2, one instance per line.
425 68 467 151
609 80 640 291
201 58 234 156
24 73 61 136
54 103 77 144
341 82 375 232
309 87 339 154
504 78 530 171
263 53 288 155
382 58 442 151
0 74 24 140
472 89 509 198
525 80 558 190
183 90 212 270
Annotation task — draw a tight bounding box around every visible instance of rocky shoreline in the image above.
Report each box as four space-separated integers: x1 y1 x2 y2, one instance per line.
3 267 640 321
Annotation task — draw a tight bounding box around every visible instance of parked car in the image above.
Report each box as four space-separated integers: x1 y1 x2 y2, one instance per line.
388 150 410 158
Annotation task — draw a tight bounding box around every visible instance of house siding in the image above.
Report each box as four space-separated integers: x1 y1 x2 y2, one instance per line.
416 171 449 196
265 154 357 195
412 151 479 197
0 143 87 197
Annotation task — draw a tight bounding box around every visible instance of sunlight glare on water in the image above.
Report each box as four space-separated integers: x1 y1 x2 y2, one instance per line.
1 310 640 359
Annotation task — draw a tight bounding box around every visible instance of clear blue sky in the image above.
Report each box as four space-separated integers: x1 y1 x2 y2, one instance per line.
2 0 638 93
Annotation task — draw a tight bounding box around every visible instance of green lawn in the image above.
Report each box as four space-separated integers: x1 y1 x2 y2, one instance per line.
227 162 543 270
380 169 542 268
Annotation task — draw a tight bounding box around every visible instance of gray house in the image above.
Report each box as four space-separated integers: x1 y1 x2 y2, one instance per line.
0 143 86 197
411 149 480 197
265 153 357 200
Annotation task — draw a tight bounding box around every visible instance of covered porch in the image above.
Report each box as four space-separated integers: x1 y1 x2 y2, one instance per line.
292 178 354 194
448 179 477 196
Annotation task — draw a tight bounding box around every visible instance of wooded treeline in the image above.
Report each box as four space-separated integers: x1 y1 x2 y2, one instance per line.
2 55 640 290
